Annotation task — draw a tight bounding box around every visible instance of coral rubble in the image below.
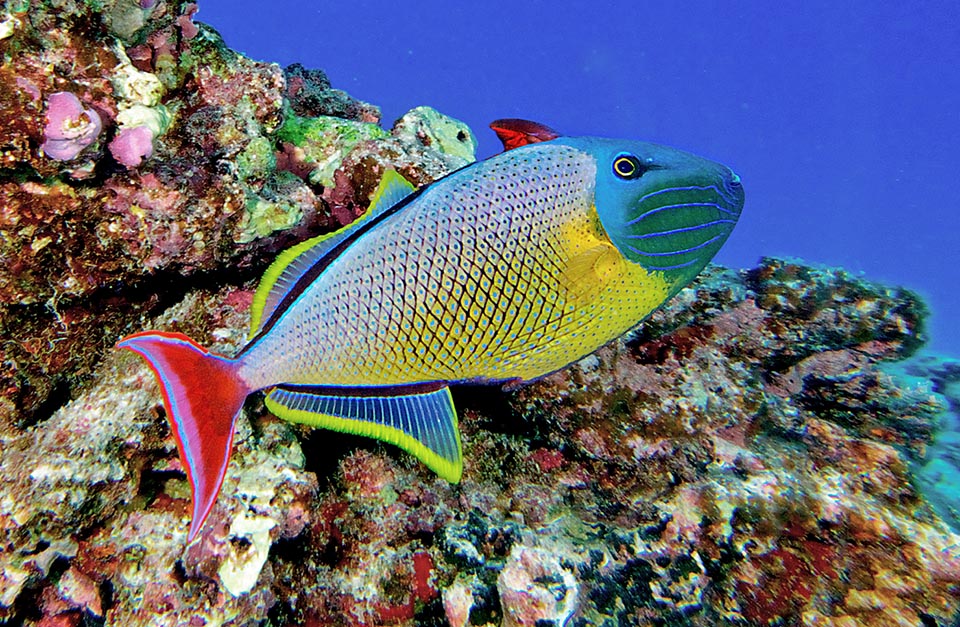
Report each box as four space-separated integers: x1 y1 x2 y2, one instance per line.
0 2 957 627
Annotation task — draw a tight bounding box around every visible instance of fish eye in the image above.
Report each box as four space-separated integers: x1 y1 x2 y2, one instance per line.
612 153 644 180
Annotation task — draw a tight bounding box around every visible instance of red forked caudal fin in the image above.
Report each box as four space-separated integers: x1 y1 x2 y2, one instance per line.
117 331 250 541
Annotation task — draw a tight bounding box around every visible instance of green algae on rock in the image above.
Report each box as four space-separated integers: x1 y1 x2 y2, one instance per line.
275 108 390 188
392 105 478 163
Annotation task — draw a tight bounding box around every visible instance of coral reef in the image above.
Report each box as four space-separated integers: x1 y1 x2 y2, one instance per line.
1 2 958 627
2 254 958 626
901 356 960 533
0 0 476 428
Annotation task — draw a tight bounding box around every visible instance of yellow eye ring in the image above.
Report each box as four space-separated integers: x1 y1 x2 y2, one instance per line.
613 153 643 179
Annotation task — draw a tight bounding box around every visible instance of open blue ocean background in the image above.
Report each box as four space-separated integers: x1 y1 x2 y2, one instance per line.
199 0 960 357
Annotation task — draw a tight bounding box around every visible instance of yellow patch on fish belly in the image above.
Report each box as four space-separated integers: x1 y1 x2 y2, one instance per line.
486 202 672 382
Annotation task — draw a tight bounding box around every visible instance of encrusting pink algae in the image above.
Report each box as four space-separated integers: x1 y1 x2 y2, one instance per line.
40 91 103 161
0 1 958 626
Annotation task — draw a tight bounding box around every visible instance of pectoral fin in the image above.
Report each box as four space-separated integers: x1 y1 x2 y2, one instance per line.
562 242 624 302
265 383 462 483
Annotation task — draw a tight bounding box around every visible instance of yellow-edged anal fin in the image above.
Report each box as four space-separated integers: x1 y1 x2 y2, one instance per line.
264 384 463 483
562 242 624 303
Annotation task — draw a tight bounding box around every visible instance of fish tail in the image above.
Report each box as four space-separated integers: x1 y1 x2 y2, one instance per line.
117 331 250 541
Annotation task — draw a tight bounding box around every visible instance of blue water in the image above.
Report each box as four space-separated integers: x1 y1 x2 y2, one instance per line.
199 0 960 356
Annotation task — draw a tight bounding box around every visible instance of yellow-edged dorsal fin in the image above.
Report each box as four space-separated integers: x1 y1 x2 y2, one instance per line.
369 169 418 214
248 170 417 338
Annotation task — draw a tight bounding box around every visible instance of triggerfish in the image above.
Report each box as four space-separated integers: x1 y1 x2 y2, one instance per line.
119 120 744 540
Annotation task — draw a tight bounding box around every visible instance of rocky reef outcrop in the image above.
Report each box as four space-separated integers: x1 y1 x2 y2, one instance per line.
0 2 957 626
0 0 476 430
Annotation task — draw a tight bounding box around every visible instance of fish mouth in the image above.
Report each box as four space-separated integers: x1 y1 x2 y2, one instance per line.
621 170 744 273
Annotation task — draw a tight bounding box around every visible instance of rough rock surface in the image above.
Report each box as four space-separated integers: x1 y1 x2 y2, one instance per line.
0 0 476 429
2 258 958 627
1 2 958 627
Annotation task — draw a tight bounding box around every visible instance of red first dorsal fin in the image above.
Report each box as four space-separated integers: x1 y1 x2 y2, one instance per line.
489 118 561 151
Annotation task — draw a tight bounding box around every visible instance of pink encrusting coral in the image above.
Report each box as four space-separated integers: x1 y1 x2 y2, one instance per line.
175 3 199 39
40 92 102 161
109 125 154 167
